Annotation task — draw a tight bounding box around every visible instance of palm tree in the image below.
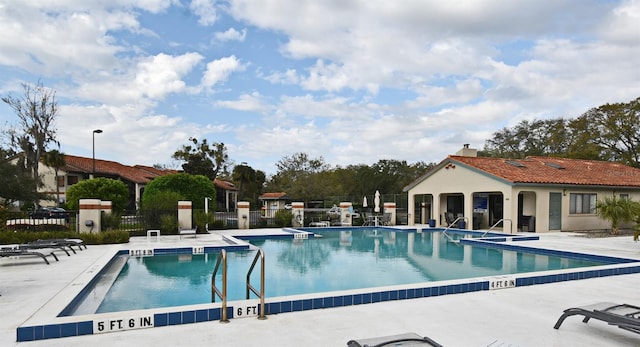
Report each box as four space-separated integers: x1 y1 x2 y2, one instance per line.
43 149 65 206
232 163 256 201
596 196 640 235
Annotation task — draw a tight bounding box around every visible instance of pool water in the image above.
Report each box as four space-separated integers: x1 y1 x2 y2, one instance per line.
94 229 609 314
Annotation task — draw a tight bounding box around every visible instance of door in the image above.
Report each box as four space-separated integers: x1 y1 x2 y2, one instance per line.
549 193 562 230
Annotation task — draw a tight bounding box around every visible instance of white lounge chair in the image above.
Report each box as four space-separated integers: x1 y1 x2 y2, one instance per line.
347 332 443 347
1 246 59 265
554 302 640 334
179 227 197 239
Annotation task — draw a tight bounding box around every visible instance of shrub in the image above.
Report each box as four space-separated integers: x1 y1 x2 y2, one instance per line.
0 230 129 245
160 214 178 234
79 230 130 244
596 196 640 235
101 212 122 231
142 173 215 210
193 210 214 233
141 191 184 230
209 220 225 230
274 209 293 227
66 178 129 211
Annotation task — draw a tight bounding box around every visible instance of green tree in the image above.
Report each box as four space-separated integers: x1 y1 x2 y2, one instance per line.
264 153 434 206
370 159 433 196
141 190 184 233
596 196 640 235
232 163 256 201
2 81 59 201
142 173 215 210
563 116 605 160
267 153 330 201
43 149 65 206
483 119 573 158
0 148 40 208
481 97 640 164
232 163 266 205
66 178 129 211
172 137 228 180
581 97 640 167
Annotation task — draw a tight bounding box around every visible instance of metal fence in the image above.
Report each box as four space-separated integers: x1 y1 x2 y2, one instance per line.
2 199 410 233
2 210 78 232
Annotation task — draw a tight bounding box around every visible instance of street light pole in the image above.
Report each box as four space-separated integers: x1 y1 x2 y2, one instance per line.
92 129 103 178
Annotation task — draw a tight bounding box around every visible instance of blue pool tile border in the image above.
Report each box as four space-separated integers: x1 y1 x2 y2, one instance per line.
17 261 640 342
460 238 638 264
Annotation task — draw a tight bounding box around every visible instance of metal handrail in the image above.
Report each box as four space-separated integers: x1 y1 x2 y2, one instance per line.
211 249 229 323
442 216 468 243
482 218 513 237
246 248 267 320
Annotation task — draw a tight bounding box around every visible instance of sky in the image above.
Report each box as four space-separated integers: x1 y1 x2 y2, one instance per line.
0 1 639 176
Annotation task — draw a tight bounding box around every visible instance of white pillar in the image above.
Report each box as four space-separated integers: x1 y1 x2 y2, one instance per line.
79 199 101 233
340 202 352 226
463 193 473 230
178 201 192 230
384 202 396 226
100 201 112 215
237 201 250 229
408 193 415 226
291 202 304 227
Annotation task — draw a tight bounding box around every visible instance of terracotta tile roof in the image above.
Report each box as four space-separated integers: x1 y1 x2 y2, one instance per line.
449 155 640 187
61 155 174 184
258 192 289 200
214 179 238 191
134 165 179 177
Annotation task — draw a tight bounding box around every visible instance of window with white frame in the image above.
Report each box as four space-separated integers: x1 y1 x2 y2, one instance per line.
569 193 597 214
620 193 629 200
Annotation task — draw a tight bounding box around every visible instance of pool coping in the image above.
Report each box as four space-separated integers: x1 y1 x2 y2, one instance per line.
16 227 640 342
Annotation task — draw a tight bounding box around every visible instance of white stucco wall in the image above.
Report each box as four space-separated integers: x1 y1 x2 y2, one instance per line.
408 162 640 233
408 164 515 232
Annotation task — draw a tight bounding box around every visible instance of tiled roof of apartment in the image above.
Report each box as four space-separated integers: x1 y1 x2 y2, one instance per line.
449 155 640 187
214 179 238 191
62 155 173 184
134 165 179 177
258 192 289 200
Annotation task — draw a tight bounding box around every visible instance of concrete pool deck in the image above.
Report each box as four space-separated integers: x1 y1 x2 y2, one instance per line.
2 228 640 346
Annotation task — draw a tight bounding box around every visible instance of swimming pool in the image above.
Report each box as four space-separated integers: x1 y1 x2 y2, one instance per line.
71 228 622 314
16 227 640 342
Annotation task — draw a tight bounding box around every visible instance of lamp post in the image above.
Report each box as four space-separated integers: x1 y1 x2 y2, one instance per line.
92 129 103 177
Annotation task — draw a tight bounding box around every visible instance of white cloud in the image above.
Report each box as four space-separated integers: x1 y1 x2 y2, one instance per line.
214 27 247 42
598 0 640 44
201 55 243 88
215 92 269 112
264 69 299 85
2 1 638 174
136 52 203 99
190 0 218 26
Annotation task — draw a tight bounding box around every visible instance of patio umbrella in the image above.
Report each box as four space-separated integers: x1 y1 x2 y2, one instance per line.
363 196 368 208
374 190 380 213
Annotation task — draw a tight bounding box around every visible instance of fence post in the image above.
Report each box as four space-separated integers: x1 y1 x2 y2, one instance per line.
384 202 397 226
291 202 304 227
237 201 250 229
178 201 192 230
79 199 101 233
340 202 352 226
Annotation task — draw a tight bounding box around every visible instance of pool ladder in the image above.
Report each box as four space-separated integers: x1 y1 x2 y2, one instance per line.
211 248 267 322
443 217 514 242
482 218 513 237
442 216 468 243
246 248 267 320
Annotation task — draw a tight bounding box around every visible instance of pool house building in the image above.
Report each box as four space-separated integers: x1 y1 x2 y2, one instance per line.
404 145 640 233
